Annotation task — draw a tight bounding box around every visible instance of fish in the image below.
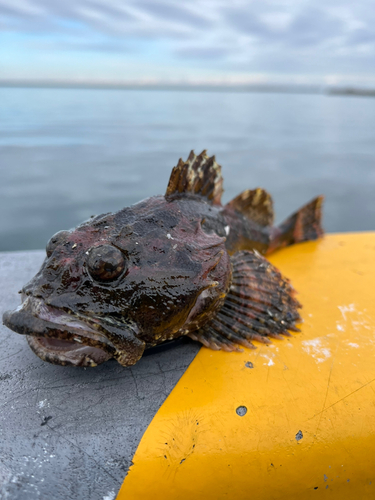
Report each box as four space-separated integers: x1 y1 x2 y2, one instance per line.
3 151 323 368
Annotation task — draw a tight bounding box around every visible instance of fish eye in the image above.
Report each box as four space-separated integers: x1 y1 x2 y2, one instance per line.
87 245 126 282
46 230 70 257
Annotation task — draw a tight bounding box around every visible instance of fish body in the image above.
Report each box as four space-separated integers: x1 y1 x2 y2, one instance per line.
3 151 323 367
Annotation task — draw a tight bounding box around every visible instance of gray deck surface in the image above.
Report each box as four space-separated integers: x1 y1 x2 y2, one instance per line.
0 250 200 500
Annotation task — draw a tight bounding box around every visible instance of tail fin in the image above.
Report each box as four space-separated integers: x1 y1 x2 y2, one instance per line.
267 196 324 254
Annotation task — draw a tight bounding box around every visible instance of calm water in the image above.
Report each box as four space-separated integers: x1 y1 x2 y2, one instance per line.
1 88 374 252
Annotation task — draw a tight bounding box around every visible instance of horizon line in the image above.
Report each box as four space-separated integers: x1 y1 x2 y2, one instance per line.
0 79 375 96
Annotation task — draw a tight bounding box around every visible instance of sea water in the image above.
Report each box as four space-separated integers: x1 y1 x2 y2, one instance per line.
0 87 374 251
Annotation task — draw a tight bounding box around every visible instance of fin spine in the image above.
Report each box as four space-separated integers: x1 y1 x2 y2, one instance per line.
165 150 223 205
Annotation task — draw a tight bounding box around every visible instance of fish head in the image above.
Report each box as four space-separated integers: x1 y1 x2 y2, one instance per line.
3 196 231 367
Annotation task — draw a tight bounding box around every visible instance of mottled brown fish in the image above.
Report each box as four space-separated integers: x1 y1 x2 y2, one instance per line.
3 151 323 367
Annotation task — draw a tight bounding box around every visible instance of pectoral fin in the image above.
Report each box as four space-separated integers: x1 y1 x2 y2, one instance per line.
188 250 302 351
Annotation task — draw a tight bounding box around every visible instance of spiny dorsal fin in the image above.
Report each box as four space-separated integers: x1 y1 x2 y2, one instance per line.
226 188 274 227
165 150 223 205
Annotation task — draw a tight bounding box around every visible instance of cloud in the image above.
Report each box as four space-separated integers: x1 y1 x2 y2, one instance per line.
28 38 132 53
1 0 375 80
176 46 233 60
136 1 213 29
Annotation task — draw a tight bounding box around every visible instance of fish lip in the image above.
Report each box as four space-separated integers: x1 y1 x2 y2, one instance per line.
3 297 119 366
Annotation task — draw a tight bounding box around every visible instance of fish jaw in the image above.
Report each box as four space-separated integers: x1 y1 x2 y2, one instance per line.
2 297 145 367
25 335 112 367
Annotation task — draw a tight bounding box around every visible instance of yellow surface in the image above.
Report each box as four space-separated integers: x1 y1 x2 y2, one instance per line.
118 233 375 500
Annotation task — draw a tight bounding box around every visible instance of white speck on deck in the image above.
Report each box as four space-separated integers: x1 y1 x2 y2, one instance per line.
103 492 116 500
338 303 355 321
302 338 331 363
261 353 275 366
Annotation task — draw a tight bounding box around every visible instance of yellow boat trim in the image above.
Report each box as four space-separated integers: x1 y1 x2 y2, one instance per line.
117 233 375 499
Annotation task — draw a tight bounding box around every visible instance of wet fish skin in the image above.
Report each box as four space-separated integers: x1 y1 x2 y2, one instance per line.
2 151 323 367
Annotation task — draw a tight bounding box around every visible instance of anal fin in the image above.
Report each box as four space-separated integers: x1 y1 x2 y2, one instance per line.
189 250 302 351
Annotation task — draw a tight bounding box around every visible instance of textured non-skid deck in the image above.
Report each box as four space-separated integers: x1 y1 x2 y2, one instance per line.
118 233 375 499
1 234 374 499
0 250 199 500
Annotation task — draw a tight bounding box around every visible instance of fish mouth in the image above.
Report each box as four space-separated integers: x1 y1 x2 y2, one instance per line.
3 297 129 367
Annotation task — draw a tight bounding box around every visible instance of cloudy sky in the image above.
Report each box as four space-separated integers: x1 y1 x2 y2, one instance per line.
1 0 375 85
